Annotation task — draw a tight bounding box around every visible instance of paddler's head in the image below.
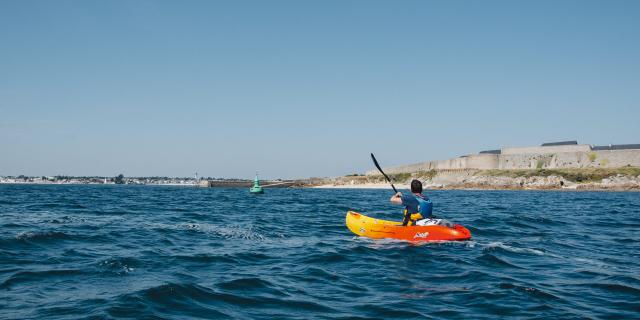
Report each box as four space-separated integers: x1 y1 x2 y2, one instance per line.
411 179 422 194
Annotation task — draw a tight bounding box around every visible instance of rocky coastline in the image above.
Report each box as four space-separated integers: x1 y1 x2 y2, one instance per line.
313 169 640 191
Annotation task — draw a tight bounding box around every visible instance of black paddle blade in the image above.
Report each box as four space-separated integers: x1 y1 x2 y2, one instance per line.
370 153 382 171
370 153 398 193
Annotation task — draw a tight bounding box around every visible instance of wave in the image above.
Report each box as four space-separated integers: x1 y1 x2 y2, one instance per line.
217 277 276 291
477 253 524 269
354 304 428 318
225 251 276 264
10 229 108 246
481 241 547 256
44 215 87 224
499 282 562 301
107 283 232 319
96 257 138 275
14 230 70 242
146 222 267 241
299 251 349 264
1 222 28 228
1 269 85 289
34 298 109 319
170 253 238 265
25 202 88 210
215 277 292 298
107 282 337 318
578 282 640 296
572 257 612 269
184 223 266 241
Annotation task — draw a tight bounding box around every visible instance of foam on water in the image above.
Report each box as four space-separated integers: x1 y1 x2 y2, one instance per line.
481 241 547 255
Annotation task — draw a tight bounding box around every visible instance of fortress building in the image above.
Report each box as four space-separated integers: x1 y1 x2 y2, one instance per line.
366 141 640 175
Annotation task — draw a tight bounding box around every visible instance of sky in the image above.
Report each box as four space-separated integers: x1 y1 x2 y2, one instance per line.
1 0 639 179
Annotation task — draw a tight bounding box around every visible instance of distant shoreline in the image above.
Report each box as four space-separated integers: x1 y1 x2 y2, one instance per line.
4 167 640 192
311 182 640 192
315 168 640 192
2 181 639 191
0 182 197 186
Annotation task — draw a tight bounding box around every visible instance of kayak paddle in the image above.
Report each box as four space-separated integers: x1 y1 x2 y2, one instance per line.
370 153 398 193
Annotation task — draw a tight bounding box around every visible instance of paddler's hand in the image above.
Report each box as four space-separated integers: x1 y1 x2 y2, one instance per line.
390 192 403 204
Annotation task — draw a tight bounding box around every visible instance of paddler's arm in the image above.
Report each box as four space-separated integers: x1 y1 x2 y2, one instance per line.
390 192 403 205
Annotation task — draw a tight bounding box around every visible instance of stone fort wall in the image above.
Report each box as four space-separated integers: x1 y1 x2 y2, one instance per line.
499 149 640 169
365 145 640 175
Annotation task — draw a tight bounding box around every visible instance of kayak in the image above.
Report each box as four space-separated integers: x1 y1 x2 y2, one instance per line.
345 211 472 241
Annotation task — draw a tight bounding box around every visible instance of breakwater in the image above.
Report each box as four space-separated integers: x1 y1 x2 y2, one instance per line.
198 180 303 188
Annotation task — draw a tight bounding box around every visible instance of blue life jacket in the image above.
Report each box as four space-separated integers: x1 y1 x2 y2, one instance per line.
415 194 433 218
401 193 434 226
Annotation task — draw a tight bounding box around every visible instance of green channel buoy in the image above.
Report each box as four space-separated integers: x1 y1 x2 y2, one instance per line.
250 173 264 194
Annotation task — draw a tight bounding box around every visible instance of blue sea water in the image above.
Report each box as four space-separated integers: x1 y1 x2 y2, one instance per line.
1 185 639 319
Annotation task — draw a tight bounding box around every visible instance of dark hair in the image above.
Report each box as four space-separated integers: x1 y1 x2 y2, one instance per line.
411 179 422 193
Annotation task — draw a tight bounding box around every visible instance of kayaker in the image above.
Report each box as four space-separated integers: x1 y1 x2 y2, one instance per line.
390 179 433 226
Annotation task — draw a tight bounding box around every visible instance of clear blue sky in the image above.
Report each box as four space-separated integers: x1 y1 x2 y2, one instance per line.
1 1 638 179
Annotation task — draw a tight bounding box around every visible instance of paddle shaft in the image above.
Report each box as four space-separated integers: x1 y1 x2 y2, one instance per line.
370 153 398 193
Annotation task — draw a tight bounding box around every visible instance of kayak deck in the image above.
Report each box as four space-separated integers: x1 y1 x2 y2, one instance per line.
345 211 471 241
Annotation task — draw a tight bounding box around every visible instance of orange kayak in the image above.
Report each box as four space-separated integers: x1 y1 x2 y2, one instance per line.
345 211 471 242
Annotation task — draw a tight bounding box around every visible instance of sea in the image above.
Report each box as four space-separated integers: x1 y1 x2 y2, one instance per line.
1 184 639 319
